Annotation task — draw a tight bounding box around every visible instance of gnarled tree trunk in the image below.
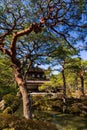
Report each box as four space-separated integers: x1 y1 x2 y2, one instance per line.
14 67 32 119
0 20 45 119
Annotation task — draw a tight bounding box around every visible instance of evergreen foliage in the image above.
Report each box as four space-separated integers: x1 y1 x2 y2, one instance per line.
0 56 16 97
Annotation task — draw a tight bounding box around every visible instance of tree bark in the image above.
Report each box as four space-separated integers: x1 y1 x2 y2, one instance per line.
14 67 32 119
75 75 78 90
61 65 67 113
80 76 84 96
61 69 66 98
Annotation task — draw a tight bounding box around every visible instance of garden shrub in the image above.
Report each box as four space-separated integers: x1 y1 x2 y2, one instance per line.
67 103 81 114
3 94 15 106
2 94 20 114
3 107 13 114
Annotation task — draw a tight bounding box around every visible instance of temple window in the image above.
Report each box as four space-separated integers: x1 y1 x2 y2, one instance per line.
37 74 40 78
32 74 35 78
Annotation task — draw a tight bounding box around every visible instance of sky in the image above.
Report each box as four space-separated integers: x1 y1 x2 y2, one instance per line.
39 50 87 75
75 35 87 60
78 37 87 60
80 50 87 60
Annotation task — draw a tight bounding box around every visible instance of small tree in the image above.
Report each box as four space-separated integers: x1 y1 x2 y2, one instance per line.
67 58 87 95
48 42 78 98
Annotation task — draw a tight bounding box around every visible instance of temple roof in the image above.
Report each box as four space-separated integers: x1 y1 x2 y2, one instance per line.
28 67 44 73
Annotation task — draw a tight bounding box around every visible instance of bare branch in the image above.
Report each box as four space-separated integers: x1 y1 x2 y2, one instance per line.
50 26 76 50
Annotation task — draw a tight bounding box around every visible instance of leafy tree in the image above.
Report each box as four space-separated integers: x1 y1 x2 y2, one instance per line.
0 56 16 97
0 0 87 119
67 58 87 95
48 42 78 99
17 32 57 81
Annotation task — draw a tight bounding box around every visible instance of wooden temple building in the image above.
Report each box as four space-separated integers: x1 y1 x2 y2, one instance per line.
26 67 48 92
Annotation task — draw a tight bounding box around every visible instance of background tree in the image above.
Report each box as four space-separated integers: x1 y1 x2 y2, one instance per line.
48 42 78 99
67 58 87 95
0 55 16 97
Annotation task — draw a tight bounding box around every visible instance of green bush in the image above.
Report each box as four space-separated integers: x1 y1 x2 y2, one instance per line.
67 103 81 114
3 107 13 114
3 94 15 106
52 100 63 112
2 94 20 114
11 98 20 112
